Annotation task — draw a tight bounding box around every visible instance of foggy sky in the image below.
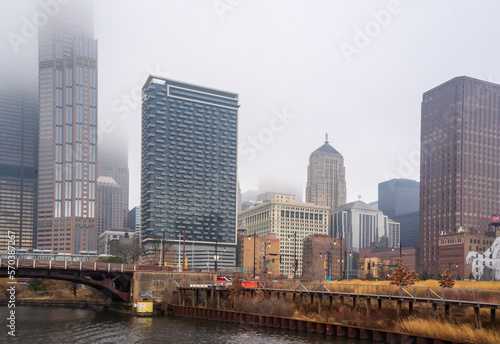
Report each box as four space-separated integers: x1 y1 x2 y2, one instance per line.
2 0 500 209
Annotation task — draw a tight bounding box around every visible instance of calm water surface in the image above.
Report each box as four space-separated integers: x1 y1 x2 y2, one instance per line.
1 306 376 344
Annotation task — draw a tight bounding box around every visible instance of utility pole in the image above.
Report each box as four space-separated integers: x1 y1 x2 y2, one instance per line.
253 233 256 278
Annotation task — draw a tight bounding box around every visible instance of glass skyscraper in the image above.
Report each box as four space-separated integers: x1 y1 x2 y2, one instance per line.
36 3 98 253
141 76 238 268
0 84 38 252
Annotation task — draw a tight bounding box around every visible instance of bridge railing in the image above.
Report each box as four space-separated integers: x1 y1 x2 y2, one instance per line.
0 258 178 274
177 280 500 306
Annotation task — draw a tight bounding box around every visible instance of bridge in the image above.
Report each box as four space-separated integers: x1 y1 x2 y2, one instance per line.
177 281 500 328
0 258 175 303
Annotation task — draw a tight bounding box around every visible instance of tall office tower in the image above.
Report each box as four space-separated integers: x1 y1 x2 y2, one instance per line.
127 206 141 233
141 76 239 269
237 181 242 213
97 146 129 229
36 3 98 253
0 84 38 252
96 176 121 235
419 76 500 274
306 134 346 209
378 179 420 249
331 200 400 279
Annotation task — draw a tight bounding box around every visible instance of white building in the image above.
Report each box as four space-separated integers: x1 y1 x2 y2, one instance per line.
237 193 329 277
331 200 400 278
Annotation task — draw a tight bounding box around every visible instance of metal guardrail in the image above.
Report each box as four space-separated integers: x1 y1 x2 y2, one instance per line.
176 280 500 307
0 258 176 274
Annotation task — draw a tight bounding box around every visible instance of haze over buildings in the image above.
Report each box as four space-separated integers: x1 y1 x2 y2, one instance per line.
0 84 38 252
36 2 98 254
306 135 347 209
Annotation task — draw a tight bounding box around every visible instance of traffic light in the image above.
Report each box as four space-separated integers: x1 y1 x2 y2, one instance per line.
323 260 326 269
272 258 275 263
184 257 188 269
368 263 371 270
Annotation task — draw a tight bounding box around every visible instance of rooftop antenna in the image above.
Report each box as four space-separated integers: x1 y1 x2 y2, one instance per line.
358 195 362 200
325 133 329 144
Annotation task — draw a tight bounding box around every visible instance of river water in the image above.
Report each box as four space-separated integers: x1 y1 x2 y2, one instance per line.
1 306 375 344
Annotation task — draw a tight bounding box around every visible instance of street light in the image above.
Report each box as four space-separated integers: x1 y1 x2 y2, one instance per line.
287 232 297 279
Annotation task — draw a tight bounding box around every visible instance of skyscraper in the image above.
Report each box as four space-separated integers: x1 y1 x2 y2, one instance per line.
419 76 500 273
378 179 419 249
127 206 140 233
331 200 400 278
97 146 129 229
141 76 239 268
36 3 98 253
96 176 121 235
0 84 38 252
306 135 346 209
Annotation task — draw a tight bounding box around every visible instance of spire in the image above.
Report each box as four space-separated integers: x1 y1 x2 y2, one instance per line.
325 133 329 144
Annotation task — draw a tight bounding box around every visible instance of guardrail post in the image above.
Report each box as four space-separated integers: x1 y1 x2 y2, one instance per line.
121 264 123 273
94 262 97 271
474 307 481 329
49 260 51 270
491 309 496 325
80 261 82 270
33 259 36 268
108 263 110 272
65 260 67 269
16 259 19 268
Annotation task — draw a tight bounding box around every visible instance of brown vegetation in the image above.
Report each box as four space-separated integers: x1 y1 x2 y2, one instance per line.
439 269 455 288
388 254 419 286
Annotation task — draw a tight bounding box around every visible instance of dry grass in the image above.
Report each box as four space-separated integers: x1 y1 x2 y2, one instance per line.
395 318 500 344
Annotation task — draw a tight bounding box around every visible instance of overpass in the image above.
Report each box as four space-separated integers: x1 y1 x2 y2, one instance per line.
0 259 175 302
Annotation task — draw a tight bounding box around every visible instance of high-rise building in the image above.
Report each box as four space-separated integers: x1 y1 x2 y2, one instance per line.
127 206 140 233
96 176 121 235
237 193 329 277
419 76 500 274
331 200 400 279
0 84 38 252
97 146 129 229
141 76 239 269
378 179 419 249
36 3 98 253
306 134 346 209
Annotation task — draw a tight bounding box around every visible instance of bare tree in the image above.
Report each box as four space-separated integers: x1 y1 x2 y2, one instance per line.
64 281 79 297
303 256 326 282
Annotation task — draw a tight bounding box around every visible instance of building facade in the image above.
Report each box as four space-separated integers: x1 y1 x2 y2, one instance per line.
438 231 494 280
237 194 329 277
36 3 98 253
141 76 239 269
359 246 419 276
305 135 346 209
97 146 129 230
127 206 140 233
0 85 38 252
331 200 400 279
98 230 135 255
378 179 419 249
302 235 344 281
237 233 280 278
420 77 500 273
96 176 121 236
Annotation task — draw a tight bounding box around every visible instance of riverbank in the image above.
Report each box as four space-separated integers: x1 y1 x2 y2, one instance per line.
172 304 465 344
